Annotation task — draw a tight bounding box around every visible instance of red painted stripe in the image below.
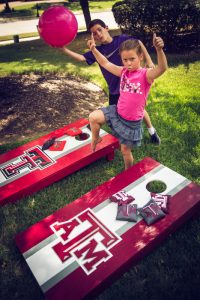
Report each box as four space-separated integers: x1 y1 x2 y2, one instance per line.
44 182 200 300
15 157 159 253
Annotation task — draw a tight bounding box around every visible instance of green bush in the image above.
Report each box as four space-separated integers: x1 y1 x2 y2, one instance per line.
112 0 200 51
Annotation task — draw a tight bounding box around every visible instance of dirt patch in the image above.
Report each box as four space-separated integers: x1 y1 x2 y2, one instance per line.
0 73 107 144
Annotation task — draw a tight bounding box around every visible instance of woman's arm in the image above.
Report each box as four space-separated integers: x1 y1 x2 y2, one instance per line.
87 35 122 77
146 34 168 83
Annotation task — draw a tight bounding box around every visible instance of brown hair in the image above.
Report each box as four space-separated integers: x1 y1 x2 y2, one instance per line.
88 19 106 31
119 39 142 56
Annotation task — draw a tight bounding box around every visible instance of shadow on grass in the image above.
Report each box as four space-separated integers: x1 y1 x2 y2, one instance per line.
0 2 81 18
148 50 200 70
139 94 200 183
0 34 200 70
0 8 35 18
0 39 89 73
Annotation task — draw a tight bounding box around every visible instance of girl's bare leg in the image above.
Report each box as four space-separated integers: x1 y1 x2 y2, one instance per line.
121 144 134 170
89 110 106 151
144 109 161 144
143 109 152 128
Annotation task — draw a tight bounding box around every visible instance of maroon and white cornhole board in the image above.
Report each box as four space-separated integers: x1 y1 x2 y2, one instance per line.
0 118 119 206
15 157 200 300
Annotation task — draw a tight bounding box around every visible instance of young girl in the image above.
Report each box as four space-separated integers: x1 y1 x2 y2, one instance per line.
88 33 168 170
62 19 161 144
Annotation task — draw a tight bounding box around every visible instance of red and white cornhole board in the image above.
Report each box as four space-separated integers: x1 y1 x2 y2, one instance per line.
15 157 200 300
0 118 119 206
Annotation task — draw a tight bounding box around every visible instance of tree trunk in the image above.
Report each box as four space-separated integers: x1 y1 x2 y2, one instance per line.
4 0 11 12
80 0 91 31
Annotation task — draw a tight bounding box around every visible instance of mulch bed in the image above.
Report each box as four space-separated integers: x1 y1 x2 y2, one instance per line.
0 73 107 145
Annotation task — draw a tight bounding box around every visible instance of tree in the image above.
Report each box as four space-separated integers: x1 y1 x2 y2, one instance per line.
80 0 91 31
112 0 200 51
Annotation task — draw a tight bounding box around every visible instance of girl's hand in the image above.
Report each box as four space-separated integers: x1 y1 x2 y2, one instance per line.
87 33 96 51
153 33 164 50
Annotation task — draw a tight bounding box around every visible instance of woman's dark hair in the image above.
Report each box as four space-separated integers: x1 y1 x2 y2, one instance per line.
119 39 142 55
88 19 107 31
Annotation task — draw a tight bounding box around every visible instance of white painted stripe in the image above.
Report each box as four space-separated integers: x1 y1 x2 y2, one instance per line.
23 234 58 260
44 127 107 160
26 238 76 286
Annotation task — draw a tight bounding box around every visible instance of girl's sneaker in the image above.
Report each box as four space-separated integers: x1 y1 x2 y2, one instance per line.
150 131 161 144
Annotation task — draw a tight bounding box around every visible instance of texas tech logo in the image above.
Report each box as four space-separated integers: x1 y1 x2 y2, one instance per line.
50 209 121 275
1 146 55 179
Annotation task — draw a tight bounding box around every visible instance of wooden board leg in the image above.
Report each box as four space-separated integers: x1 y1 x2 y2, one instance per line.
106 151 115 161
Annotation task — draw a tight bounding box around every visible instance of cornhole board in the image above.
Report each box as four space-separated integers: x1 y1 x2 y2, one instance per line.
0 118 119 206
15 157 200 300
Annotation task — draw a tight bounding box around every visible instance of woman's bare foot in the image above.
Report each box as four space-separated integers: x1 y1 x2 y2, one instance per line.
91 137 102 152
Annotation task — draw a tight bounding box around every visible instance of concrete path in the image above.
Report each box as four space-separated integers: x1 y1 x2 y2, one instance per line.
0 11 118 37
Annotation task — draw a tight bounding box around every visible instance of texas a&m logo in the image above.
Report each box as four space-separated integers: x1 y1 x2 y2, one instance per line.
50 208 121 275
142 202 161 217
1 146 55 180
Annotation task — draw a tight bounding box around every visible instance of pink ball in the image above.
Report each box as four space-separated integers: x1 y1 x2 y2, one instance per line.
38 6 78 47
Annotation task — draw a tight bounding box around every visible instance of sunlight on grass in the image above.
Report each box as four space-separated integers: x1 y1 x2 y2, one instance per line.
0 1 118 18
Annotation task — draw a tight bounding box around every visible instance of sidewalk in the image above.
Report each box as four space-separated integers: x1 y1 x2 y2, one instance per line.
0 10 119 45
1 11 118 36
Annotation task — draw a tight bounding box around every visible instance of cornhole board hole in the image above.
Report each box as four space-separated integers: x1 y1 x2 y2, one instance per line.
0 118 119 206
15 157 200 300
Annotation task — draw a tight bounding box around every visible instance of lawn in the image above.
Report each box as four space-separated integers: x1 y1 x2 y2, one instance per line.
0 0 118 18
0 30 200 300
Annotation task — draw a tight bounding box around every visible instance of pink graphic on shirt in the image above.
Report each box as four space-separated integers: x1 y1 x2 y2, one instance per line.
120 75 142 94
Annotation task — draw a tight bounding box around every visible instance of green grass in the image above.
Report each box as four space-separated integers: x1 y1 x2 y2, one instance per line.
0 1 118 18
0 31 111 91
0 32 39 42
0 31 200 300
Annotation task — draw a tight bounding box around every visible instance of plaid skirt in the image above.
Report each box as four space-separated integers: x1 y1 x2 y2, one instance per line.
101 105 143 147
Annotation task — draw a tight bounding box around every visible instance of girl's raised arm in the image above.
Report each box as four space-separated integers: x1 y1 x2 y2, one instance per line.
146 34 168 83
87 34 123 77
